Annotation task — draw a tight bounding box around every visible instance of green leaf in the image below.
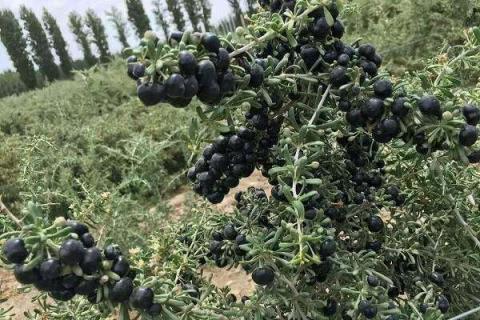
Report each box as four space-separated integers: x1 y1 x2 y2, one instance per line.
324 8 335 26
268 166 290 176
287 30 297 48
305 178 322 185
473 27 480 44
293 200 305 218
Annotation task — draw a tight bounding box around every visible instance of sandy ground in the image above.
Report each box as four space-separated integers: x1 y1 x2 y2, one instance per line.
0 171 271 319
0 269 38 319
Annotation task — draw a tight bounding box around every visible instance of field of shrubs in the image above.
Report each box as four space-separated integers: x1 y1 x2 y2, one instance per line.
2 1 480 320
0 60 204 248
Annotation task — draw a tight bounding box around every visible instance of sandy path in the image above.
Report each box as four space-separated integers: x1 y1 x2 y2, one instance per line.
0 269 38 319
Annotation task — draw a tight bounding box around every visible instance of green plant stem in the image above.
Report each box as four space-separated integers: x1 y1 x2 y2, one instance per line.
0 196 22 228
229 5 318 59
448 305 480 320
229 30 276 58
290 84 331 263
454 209 480 247
308 84 331 126
433 47 479 87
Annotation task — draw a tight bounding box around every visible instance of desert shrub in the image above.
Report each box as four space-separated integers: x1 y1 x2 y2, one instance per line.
0 59 207 248
0 71 28 98
342 0 480 73
3 1 480 320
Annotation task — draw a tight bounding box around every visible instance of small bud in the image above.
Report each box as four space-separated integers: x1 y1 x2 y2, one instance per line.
72 265 83 276
442 111 453 120
144 30 157 41
102 260 113 271
311 161 320 169
54 217 67 226
99 275 109 285
235 26 245 36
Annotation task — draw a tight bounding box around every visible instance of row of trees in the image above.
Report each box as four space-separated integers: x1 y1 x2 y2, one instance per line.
0 6 111 90
0 0 255 93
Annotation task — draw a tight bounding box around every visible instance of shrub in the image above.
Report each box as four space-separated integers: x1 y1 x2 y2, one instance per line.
2 1 480 320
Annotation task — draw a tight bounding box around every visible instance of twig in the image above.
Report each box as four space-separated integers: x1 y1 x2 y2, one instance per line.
0 196 22 228
308 84 332 126
455 209 480 248
448 305 480 320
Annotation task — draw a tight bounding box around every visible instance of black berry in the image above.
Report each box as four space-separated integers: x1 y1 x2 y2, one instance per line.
110 277 134 303
3 238 29 264
59 239 85 266
252 267 275 285
131 287 155 310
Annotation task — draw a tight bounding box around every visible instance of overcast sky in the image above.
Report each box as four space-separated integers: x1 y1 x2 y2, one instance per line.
0 0 237 71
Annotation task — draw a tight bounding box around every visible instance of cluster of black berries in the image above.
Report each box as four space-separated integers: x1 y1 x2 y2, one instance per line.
246 105 283 163
128 30 270 109
187 129 257 204
188 104 282 204
2 220 162 316
338 133 405 205
207 222 248 268
128 32 237 108
235 188 274 228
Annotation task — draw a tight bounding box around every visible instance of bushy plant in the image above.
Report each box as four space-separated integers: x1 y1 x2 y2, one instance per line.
342 0 480 73
0 71 28 98
3 1 480 320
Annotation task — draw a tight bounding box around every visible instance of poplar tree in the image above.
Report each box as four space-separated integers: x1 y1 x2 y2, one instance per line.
43 9 73 77
0 9 36 89
245 0 257 13
182 0 201 31
152 0 170 40
85 9 111 63
165 0 186 31
228 0 243 26
20 6 59 81
68 12 97 67
125 0 152 38
106 7 130 49
198 0 212 31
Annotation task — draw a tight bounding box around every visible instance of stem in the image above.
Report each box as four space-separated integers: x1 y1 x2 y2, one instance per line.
448 305 480 320
308 84 332 126
289 84 331 264
0 196 22 228
229 5 319 59
229 31 276 58
433 47 479 87
454 209 480 247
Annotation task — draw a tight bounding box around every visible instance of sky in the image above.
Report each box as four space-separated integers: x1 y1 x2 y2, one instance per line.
0 0 236 71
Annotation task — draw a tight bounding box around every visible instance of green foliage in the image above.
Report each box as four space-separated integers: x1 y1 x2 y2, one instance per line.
20 6 59 82
68 12 97 67
0 9 36 89
165 0 186 31
85 9 111 63
152 0 170 40
182 0 201 31
0 59 200 248
106 7 130 49
125 0 152 39
342 0 480 73
198 0 212 31
0 71 28 98
43 9 73 77
4 2 480 320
